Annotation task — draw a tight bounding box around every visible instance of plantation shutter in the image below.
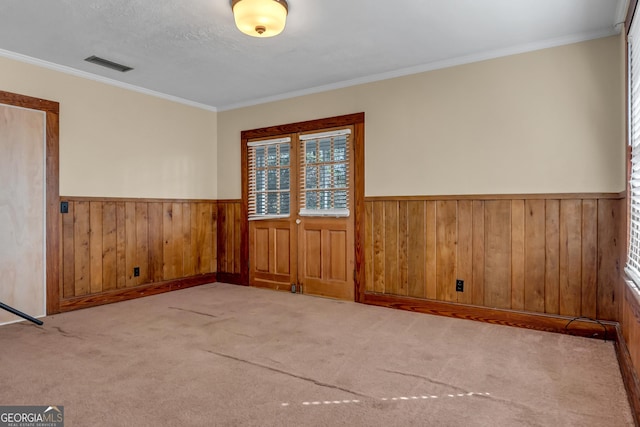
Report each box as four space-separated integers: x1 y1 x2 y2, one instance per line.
299 129 351 217
627 14 640 287
247 137 291 220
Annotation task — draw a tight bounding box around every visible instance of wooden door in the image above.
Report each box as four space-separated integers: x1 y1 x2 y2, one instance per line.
246 124 357 300
0 103 46 324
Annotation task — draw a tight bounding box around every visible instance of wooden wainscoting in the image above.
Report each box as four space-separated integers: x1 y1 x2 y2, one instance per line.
217 200 243 284
363 194 623 325
59 197 217 311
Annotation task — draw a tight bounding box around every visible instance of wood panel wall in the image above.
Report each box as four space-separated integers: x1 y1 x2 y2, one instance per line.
217 200 242 282
364 195 622 321
60 198 217 303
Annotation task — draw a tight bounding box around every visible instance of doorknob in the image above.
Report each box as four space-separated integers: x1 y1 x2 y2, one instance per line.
295 218 301 225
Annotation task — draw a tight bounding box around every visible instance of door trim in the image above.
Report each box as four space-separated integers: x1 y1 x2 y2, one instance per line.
0 91 61 314
240 112 365 301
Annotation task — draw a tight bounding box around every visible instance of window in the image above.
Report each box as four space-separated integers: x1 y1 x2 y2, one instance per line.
627 14 640 288
247 137 291 220
299 129 351 216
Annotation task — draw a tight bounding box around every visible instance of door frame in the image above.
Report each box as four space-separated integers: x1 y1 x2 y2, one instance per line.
240 112 365 302
0 90 61 314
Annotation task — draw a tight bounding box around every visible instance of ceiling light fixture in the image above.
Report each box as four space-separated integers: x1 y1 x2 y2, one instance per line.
232 0 288 38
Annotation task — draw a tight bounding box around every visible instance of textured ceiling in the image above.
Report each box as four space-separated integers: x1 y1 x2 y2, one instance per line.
0 0 628 111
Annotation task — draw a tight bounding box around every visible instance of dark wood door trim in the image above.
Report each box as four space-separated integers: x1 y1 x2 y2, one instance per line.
0 90 60 314
240 113 365 301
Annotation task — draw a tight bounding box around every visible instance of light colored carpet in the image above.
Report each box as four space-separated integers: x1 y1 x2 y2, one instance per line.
0 283 633 426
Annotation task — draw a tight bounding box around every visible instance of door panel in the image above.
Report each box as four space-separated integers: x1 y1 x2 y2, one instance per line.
298 217 354 300
249 219 295 290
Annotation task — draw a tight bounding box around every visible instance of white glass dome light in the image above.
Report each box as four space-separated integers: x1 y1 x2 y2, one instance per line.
232 0 289 38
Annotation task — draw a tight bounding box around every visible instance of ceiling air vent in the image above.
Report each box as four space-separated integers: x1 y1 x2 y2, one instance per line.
84 55 133 72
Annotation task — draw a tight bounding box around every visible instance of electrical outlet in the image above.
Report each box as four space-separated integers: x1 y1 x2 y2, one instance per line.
456 279 464 292
60 201 69 214
133 267 140 277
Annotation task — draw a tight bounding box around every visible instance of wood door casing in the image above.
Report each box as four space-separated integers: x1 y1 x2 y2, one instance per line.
242 113 364 301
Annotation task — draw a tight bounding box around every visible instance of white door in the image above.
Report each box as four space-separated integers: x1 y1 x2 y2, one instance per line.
0 103 46 324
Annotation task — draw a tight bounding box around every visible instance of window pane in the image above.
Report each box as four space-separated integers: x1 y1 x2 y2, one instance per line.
256 193 264 214
306 141 317 164
255 147 265 168
306 191 317 210
335 191 347 209
320 191 332 209
280 144 290 166
334 163 346 187
334 136 346 161
255 170 265 191
320 165 332 189
306 166 317 189
280 193 290 215
280 168 289 190
267 146 277 166
268 169 279 191
319 138 331 162
267 193 279 214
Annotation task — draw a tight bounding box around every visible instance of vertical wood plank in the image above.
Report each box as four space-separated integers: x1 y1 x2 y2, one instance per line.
559 200 582 317
115 202 126 289
216 203 227 273
384 201 399 295
62 201 75 298
225 204 234 273
89 201 103 294
597 199 620 321
457 200 473 304
125 202 137 287
234 202 242 274
183 203 194 277
148 202 164 282
472 200 485 306
407 201 426 298
163 202 175 280
365 201 374 292
524 199 545 312
172 202 184 279
73 201 90 296
511 200 525 310
581 199 598 318
102 201 117 291
211 203 217 273
484 200 511 309
436 200 457 302
425 201 437 300
545 200 560 314
191 203 204 275
398 201 409 296
135 202 149 285
372 201 385 293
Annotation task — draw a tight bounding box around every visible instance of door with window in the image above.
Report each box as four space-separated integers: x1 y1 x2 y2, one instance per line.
245 122 357 300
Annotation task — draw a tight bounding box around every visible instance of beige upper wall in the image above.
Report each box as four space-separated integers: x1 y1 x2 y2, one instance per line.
218 35 624 199
0 56 218 199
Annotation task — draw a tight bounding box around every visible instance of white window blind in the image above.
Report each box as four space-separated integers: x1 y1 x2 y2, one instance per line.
299 129 351 217
247 137 291 220
627 14 640 288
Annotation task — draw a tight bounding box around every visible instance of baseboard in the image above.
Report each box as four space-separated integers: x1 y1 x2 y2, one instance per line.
216 272 245 286
363 293 616 339
615 324 640 426
59 273 217 312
